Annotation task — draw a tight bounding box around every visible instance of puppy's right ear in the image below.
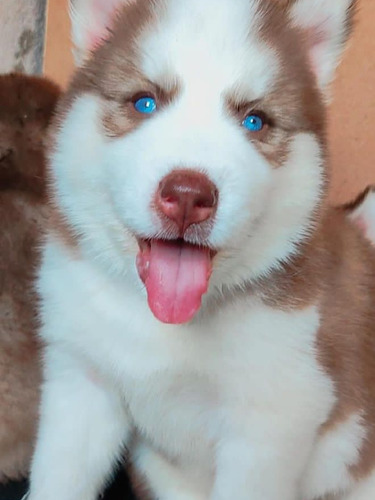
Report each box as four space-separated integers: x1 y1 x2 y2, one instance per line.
70 0 132 65
286 0 357 92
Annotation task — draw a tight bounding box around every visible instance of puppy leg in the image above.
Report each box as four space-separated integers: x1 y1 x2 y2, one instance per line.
28 347 130 500
133 442 208 500
209 417 313 500
342 473 375 500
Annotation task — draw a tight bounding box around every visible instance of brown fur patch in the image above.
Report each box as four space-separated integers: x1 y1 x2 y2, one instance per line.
255 206 375 480
208 198 375 481
223 1 326 168
258 1 326 167
0 73 60 481
102 80 181 138
315 217 375 480
0 73 60 197
48 205 80 253
52 0 168 141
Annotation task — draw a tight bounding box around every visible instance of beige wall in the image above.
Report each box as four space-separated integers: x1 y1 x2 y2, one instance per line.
44 0 74 87
327 0 375 204
44 0 375 204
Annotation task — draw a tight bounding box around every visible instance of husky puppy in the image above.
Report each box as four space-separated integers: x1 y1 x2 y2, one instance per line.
29 1 375 499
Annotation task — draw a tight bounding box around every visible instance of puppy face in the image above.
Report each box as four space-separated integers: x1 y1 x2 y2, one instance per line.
52 0 354 323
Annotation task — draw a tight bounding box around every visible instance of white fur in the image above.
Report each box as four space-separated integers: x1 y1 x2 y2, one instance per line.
29 341 130 499
50 80 324 292
301 413 366 499
31 239 374 499
32 240 336 500
28 1 374 499
132 443 208 500
344 472 375 500
141 0 278 99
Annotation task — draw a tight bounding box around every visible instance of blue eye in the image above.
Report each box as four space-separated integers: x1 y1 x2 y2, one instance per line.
134 96 157 114
243 114 264 132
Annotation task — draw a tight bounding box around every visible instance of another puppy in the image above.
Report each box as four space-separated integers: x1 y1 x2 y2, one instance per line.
0 73 60 482
28 1 375 499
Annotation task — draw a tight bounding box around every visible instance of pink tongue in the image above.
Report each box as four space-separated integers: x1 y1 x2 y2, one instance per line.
137 240 212 324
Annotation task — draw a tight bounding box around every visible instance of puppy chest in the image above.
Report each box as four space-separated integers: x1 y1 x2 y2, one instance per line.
124 372 219 462
121 342 334 469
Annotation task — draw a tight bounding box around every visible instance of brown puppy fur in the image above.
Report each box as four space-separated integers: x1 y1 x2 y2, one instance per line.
0 73 60 482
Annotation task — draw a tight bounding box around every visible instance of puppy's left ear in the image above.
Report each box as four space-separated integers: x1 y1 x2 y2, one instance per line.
70 0 134 66
288 0 357 91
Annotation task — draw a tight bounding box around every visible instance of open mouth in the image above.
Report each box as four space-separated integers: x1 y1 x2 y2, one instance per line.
136 238 215 325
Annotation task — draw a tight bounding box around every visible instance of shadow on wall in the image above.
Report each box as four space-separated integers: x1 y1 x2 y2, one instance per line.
0 0 47 74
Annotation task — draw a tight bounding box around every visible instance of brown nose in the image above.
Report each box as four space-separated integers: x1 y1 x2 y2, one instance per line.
156 169 218 235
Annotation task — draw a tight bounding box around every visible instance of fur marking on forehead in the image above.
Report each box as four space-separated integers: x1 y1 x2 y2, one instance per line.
138 0 280 100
